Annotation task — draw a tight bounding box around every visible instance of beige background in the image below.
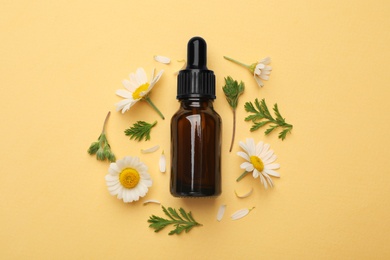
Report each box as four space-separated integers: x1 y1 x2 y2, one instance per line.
1 0 390 259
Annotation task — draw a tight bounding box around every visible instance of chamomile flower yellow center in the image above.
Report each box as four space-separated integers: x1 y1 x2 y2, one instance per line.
250 156 264 172
119 168 140 189
132 83 150 100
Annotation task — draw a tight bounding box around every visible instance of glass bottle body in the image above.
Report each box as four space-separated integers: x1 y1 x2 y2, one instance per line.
170 99 222 197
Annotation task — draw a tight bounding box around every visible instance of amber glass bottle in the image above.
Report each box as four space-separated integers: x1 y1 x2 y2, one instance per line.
170 37 222 197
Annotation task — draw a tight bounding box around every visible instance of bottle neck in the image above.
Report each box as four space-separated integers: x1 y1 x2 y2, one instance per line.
179 98 214 109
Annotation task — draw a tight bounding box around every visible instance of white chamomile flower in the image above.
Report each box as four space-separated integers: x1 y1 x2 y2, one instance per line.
105 156 152 203
223 56 272 87
115 67 165 119
236 138 280 189
253 57 272 87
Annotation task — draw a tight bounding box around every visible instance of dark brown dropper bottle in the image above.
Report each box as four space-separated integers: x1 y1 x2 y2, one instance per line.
170 36 222 197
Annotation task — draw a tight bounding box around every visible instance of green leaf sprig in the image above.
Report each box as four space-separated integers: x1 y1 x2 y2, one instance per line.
88 111 116 162
124 120 157 141
222 76 245 152
148 206 202 235
244 98 293 140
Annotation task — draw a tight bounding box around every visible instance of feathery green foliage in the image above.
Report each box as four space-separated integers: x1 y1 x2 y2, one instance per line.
244 98 293 140
124 121 157 141
148 206 202 235
222 76 245 152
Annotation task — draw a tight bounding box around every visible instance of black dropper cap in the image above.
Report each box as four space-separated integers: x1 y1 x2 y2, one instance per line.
177 37 216 100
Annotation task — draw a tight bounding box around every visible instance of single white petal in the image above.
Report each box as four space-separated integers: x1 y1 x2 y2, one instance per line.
237 151 250 161
259 143 270 158
115 89 132 99
143 199 161 205
262 149 274 162
136 68 147 85
174 60 187 75
129 72 139 87
252 169 260 178
240 162 254 172
260 57 271 65
239 141 251 155
216 204 226 222
159 151 166 173
254 75 264 87
260 174 268 189
115 99 131 111
122 79 136 91
121 102 132 113
246 138 256 155
141 145 160 154
255 63 265 70
231 208 254 220
260 75 270 81
265 163 280 170
235 187 253 198
154 55 171 64
263 154 277 164
149 69 164 89
264 168 280 177
255 141 264 157
264 173 274 188
108 163 120 174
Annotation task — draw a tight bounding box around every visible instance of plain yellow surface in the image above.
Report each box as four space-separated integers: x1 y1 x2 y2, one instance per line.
1 0 390 259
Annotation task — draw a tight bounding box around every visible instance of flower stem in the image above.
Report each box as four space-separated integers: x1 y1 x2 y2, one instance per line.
102 111 111 133
223 56 250 69
144 97 165 120
236 171 250 182
229 109 236 152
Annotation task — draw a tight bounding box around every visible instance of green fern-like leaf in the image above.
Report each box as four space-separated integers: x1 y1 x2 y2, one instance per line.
148 206 202 235
244 98 293 140
124 121 157 141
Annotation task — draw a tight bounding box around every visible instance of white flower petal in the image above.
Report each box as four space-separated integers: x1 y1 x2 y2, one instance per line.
260 75 270 81
174 60 187 75
260 57 271 65
237 151 250 161
216 204 226 222
240 162 254 172
260 174 268 189
121 103 132 113
141 145 160 154
115 89 132 99
149 69 164 89
263 154 277 164
252 169 260 178
255 141 264 157
231 208 254 220
154 55 171 64
235 187 253 198
264 168 280 178
265 163 280 170
136 68 147 85
143 199 161 205
122 79 136 91
254 75 264 87
159 151 166 173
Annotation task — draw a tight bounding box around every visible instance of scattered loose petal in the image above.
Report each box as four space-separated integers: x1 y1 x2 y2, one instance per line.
143 199 161 205
231 207 255 220
216 204 226 222
159 150 166 173
141 145 160 154
174 59 187 75
154 55 171 64
234 187 253 198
